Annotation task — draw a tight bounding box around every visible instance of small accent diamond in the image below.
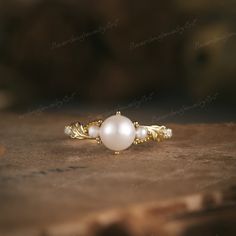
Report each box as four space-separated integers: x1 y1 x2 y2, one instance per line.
166 129 172 138
64 126 72 136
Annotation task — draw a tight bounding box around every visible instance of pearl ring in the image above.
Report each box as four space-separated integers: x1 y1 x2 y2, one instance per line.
64 111 172 154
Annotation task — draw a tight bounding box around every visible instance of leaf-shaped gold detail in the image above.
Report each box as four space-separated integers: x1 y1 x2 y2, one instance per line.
65 120 103 140
65 122 90 139
134 125 169 144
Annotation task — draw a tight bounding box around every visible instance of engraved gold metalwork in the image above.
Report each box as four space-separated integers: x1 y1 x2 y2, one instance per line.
133 125 171 145
65 120 103 140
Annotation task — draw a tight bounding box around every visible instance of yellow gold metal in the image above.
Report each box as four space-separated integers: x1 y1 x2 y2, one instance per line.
114 151 120 155
96 137 102 144
133 121 139 128
134 125 171 144
116 111 121 115
65 120 103 140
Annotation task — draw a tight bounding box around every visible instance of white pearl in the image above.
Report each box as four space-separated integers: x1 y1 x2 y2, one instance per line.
136 127 148 139
99 114 136 151
88 125 100 138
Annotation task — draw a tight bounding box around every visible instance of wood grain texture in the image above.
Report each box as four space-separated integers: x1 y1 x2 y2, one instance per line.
0 112 235 236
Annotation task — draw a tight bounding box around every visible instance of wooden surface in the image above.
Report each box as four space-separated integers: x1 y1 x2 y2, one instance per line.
0 112 235 236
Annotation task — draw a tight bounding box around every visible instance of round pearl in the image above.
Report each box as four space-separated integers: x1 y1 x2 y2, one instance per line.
136 127 148 139
99 114 136 151
88 125 100 138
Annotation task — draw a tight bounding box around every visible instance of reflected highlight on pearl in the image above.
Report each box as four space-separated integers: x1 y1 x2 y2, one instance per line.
136 127 148 139
99 114 136 151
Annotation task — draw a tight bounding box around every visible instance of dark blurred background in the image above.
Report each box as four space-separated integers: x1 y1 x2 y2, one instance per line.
0 0 235 119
